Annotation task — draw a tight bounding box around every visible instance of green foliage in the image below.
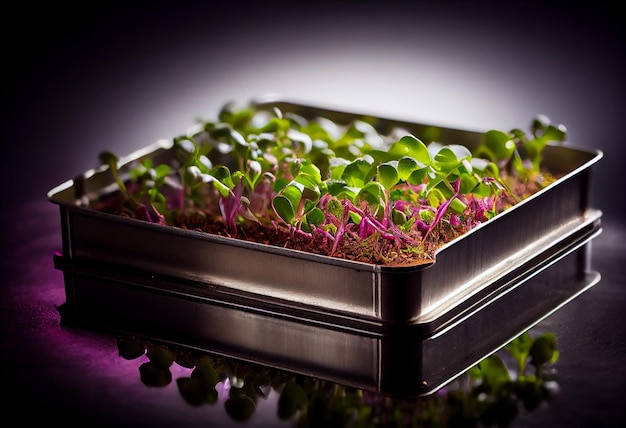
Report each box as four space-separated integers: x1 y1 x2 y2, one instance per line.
96 103 564 264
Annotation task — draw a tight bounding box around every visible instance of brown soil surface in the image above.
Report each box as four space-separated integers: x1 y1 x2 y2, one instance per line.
174 214 454 267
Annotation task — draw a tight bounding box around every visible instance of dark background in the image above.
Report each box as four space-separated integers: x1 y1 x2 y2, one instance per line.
2 1 624 216
2 1 624 426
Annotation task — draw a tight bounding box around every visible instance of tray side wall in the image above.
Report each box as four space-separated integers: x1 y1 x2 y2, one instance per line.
65 210 381 318
55 152 598 325
420 245 598 394
60 271 382 391
380 168 594 323
56 237 600 397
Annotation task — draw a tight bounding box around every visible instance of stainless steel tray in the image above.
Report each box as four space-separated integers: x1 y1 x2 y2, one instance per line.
55 210 602 396
48 98 603 331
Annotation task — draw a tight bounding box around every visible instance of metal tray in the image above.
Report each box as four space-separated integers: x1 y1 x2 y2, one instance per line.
55 210 602 396
48 98 603 332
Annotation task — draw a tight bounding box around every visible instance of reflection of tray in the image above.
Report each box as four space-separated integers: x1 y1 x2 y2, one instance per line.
55 210 601 396
47 98 604 329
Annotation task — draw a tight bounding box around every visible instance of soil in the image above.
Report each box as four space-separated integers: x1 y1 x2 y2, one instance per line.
173 213 459 267
93 169 557 267
93 195 438 266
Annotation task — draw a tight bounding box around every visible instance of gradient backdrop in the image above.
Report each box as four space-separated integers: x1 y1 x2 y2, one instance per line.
3 1 623 219
1 1 624 426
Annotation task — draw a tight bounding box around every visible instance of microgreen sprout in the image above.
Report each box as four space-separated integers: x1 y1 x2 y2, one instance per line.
98 151 167 225
94 104 565 265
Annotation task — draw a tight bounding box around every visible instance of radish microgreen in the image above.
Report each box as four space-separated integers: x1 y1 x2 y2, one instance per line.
96 104 564 264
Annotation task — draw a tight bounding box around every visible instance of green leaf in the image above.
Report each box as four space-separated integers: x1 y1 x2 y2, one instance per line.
342 155 374 188
301 121 333 142
148 188 165 204
470 157 490 172
433 147 462 172
529 333 558 366
173 137 197 165
341 119 378 143
272 195 296 224
367 148 394 164
526 122 565 169
294 174 320 197
427 187 446 208
397 156 420 181
357 182 386 207
449 144 472 160
425 172 448 193
418 208 435 223
388 135 431 164
272 187 301 224
220 104 255 129
325 179 348 196
470 354 510 392
330 163 347 180
504 332 534 374
335 187 358 203
392 208 407 225
449 198 467 214
327 198 344 219
153 163 172 180
485 129 516 161
98 150 119 166
459 173 479 194
258 116 290 134
273 177 291 192
211 165 235 189
472 180 495 197
294 171 321 206
230 129 249 158
298 159 322 182
305 207 325 227
206 175 231 198
407 167 428 186
377 161 399 190
510 152 528 177
531 114 550 136
349 210 362 225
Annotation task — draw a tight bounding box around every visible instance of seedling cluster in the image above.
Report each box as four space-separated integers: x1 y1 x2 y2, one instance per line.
96 103 566 265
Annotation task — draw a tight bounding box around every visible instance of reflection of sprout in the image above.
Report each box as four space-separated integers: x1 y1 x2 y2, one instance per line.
116 330 560 427
177 357 220 406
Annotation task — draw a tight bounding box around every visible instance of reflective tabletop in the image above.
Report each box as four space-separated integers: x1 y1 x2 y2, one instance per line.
2 199 625 426
2 2 624 427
